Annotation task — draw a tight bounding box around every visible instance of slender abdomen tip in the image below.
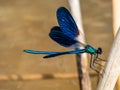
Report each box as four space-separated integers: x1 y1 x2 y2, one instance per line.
23 49 32 53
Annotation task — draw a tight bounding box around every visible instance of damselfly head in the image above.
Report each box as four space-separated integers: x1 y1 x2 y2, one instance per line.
97 48 102 54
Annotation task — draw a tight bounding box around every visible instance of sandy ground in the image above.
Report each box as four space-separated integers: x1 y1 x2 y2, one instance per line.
0 0 113 90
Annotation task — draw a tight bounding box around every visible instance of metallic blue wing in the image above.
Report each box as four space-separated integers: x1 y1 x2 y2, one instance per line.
49 26 78 47
57 7 79 39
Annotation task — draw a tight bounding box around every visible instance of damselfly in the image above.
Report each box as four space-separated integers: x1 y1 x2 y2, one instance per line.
24 7 104 72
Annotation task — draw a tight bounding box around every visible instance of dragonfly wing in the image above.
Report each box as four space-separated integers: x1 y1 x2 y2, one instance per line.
49 26 78 47
57 7 79 40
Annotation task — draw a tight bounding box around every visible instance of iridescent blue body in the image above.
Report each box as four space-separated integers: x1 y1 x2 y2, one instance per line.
24 45 101 58
24 7 103 72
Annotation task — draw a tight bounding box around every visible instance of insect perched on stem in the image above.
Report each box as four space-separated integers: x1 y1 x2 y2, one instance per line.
24 7 105 72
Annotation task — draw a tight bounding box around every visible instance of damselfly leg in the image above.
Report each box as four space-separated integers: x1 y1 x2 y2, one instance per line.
93 54 106 67
90 55 100 73
90 54 106 73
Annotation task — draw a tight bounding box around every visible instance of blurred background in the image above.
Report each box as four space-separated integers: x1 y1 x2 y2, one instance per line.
0 0 113 90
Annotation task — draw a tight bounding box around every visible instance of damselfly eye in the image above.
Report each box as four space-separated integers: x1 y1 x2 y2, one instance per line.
97 48 102 54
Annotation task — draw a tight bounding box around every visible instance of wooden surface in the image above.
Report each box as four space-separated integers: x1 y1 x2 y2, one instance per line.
112 0 120 90
68 0 91 90
97 27 120 90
